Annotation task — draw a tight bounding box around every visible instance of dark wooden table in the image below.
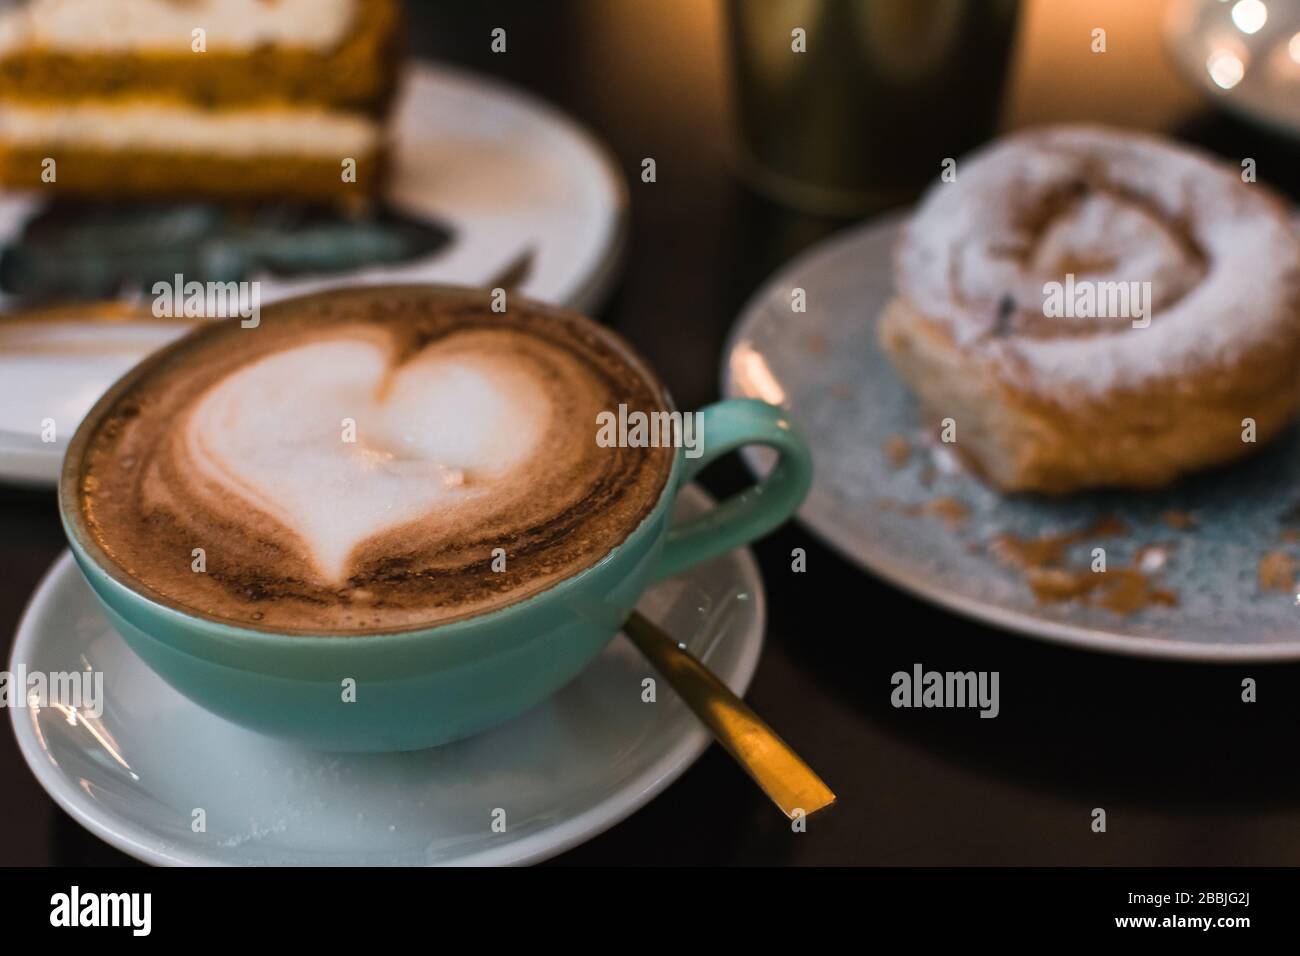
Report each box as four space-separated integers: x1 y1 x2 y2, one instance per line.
4 0 1300 866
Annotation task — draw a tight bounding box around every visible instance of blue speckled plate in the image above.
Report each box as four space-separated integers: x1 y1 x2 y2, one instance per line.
724 214 1300 660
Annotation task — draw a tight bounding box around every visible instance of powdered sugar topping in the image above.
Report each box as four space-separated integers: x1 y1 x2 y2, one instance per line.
895 125 1300 397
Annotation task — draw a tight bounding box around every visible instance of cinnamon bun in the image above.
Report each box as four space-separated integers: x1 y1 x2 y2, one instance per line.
878 125 1300 494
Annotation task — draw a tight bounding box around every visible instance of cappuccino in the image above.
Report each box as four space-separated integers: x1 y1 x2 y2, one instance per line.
74 287 675 634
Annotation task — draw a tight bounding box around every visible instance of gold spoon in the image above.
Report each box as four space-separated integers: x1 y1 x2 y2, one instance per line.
624 610 836 820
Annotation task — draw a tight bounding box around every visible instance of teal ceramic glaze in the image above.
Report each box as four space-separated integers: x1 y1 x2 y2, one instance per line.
60 397 811 752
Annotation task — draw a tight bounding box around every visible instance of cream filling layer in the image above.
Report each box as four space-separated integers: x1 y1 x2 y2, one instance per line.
0 101 380 157
0 0 358 55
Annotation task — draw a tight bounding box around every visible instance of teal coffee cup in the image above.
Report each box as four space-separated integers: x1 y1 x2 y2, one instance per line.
58 287 812 752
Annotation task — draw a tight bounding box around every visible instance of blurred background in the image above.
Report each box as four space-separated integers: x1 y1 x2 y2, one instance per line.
4 0 1300 865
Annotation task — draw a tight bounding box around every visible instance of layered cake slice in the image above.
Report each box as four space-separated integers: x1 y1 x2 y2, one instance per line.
0 0 400 204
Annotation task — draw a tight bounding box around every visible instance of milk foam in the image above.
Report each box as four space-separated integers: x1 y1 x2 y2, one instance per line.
78 288 675 634
185 338 550 583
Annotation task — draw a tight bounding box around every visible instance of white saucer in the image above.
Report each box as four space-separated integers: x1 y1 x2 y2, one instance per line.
1165 0 1300 141
725 214 1300 661
0 61 626 488
9 485 764 866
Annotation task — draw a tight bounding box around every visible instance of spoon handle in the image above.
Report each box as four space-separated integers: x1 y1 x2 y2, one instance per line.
623 610 836 820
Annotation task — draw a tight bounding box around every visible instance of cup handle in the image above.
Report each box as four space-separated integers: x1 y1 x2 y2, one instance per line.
651 398 813 583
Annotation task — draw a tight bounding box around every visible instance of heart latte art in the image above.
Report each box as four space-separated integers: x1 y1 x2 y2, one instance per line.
77 289 675 633
187 338 551 584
